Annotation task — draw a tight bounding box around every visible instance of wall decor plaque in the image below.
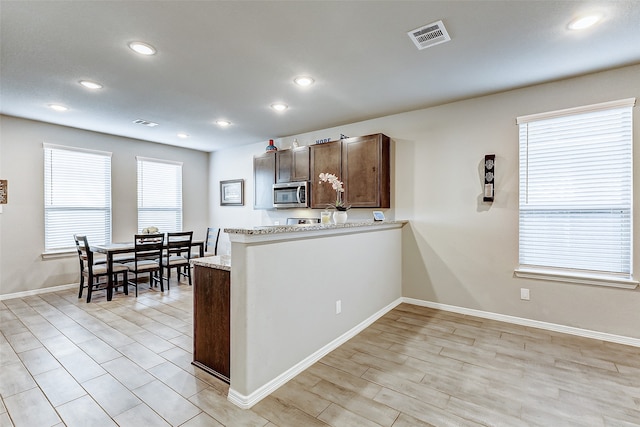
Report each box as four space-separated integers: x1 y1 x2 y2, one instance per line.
0 180 7 204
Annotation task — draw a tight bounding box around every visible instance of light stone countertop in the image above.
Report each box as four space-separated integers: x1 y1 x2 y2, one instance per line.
190 255 231 271
224 220 407 236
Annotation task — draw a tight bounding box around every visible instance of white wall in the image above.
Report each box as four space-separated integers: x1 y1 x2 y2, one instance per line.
0 116 210 296
211 64 640 339
228 225 403 404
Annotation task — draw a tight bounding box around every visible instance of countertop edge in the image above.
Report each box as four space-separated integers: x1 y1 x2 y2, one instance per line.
190 256 231 271
226 220 408 244
225 220 408 235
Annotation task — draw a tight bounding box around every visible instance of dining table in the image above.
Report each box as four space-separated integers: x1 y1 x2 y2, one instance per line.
92 239 204 301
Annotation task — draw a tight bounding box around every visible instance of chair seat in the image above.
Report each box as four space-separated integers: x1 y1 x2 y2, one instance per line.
113 254 135 263
191 251 215 259
92 253 133 264
124 260 160 272
160 255 189 266
84 262 128 275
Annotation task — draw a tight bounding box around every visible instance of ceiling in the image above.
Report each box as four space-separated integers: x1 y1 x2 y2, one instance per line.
1 1 639 153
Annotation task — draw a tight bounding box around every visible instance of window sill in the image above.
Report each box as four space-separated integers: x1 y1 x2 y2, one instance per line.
514 267 638 289
41 249 76 260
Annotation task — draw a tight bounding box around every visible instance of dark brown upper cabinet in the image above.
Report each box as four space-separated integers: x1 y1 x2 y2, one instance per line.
253 152 276 209
310 133 390 209
341 133 390 208
310 140 342 209
276 146 310 183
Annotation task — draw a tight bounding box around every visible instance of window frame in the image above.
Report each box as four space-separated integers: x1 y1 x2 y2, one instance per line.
515 98 638 289
43 143 112 253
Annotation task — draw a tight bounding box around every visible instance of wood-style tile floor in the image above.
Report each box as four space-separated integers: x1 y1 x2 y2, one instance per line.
1 279 639 426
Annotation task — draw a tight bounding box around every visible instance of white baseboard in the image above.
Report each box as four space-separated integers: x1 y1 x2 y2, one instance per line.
403 297 640 348
227 296 404 409
0 283 77 301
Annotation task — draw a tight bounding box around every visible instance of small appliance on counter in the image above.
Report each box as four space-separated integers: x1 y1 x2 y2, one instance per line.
286 217 320 225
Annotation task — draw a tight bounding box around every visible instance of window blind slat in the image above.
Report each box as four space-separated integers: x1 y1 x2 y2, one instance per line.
518 103 633 276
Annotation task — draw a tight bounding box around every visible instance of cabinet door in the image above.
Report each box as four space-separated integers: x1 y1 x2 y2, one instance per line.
193 266 230 383
276 147 309 183
253 153 275 209
275 149 293 183
291 146 310 181
342 133 390 208
310 141 341 208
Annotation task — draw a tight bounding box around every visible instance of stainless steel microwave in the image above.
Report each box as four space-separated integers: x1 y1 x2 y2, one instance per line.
273 181 309 208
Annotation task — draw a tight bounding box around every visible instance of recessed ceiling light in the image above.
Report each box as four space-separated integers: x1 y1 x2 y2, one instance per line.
177 133 189 139
568 14 602 30
79 80 103 90
215 120 231 127
271 103 288 112
294 76 314 87
48 104 68 112
128 41 156 55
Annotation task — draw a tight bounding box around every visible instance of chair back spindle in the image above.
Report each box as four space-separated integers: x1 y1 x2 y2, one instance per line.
204 227 221 256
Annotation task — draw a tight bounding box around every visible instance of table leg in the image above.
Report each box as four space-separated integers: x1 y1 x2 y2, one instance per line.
107 252 114 301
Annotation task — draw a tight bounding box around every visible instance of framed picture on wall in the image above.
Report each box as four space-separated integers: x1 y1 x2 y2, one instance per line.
220 179 244 206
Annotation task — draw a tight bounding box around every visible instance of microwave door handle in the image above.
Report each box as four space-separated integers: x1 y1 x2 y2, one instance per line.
296 186 302 203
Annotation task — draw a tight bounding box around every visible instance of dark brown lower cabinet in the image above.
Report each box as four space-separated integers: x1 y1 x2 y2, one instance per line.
193 265 230 383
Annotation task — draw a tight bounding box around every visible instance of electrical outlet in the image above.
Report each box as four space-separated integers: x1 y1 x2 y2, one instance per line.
336 300 342 314
520 288 530 301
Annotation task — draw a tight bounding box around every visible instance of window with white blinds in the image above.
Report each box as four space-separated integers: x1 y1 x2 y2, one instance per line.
44 144 112 250
137 157 183 233
517 98 635 280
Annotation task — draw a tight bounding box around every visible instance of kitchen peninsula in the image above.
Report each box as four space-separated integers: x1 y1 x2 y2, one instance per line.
191 220 407 408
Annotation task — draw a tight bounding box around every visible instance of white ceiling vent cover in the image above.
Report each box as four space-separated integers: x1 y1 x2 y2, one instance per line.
408 20 451 50
133 119 159 127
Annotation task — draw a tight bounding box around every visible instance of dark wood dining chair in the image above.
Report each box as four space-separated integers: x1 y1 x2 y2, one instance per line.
204 227 221 256
162 231 193 287
124 234 165 294
73 234 129 303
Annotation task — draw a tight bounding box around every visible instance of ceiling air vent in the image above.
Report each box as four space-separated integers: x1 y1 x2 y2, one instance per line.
133 119 159 127
408 20 450 50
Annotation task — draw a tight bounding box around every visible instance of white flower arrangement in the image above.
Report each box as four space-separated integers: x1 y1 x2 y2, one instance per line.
319 173 350 211
142 226 159 234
